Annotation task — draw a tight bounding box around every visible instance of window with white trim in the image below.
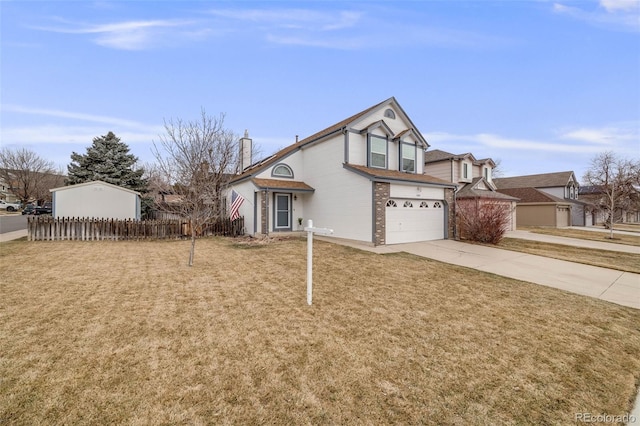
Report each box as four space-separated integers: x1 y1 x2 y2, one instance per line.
461 162 472 182
386 200 397 207
433 202 442 208
272 164 293 178
420 201 428 208
403 201 413 207
401 143 416 173
369 135 387 169
483 166 491 181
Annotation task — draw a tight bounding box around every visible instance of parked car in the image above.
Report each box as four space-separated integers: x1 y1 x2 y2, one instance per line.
0 200 21 212
34 202 53 216
22 204 37 215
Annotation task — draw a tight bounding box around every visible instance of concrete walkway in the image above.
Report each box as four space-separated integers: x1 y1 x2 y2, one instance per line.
505 229 640 254
319 235 640 310
0 229 27 243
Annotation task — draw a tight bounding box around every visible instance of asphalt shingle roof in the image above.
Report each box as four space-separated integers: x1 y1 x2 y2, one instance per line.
494 171 575 189
497 187 568 203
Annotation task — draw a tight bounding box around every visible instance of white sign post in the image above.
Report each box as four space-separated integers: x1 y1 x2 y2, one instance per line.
304 219 333 305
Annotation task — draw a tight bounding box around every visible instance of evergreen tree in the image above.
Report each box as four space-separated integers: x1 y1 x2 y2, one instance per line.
67 131 147 192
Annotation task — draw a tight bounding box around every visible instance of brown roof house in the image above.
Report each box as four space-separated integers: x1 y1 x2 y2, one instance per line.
424 149 519 236
228 97 457 245
494 171 591 227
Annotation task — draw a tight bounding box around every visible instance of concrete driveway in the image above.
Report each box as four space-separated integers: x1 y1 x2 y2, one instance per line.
321 231 640 310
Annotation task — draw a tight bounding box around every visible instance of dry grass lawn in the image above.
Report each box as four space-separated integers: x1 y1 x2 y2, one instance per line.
496 238 640 274
1 237 639 425
523 227 640 247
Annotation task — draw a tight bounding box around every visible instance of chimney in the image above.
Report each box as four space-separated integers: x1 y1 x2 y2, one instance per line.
239 129 252 172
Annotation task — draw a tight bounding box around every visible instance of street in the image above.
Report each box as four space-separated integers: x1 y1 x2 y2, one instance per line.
0 214 28 234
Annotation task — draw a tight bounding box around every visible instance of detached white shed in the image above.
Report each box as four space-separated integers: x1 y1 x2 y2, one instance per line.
51 181 141 220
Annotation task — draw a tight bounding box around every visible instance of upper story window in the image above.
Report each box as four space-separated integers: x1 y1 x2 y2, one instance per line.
369 135 387 169
384 109 396 119
570 186 576 199
483 166 491 181
461 162 472 182
401 143 416 173
272 163 294 178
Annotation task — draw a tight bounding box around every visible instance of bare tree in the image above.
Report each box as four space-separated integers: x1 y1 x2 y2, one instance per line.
151 109 239 266
583 151 640 239
0 147 62 204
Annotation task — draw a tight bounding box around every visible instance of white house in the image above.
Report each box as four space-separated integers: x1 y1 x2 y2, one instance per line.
228 97 456 246
51 180 141 220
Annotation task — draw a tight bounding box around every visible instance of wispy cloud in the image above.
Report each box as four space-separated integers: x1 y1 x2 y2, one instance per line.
207 6 513 50
2 105 151 129
553 0 640 32
0 105 162 145
207 9 363 32
558 123 639 144
425 124 638 154
600 0 639 12
30 18 203 50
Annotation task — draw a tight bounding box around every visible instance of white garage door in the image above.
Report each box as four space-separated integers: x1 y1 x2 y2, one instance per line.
386 199 445 244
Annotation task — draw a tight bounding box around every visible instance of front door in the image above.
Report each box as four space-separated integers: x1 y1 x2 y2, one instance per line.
274 193 291 230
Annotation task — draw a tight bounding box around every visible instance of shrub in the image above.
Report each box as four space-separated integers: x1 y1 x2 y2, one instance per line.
457 199 511 244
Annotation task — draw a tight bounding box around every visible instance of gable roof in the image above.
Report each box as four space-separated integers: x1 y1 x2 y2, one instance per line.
423 149 496 167
494 171 577 189
344 164 455 187
456 177 519 200
252 178 314 192
231 97 425 184
50 180 141 196
497 187 569 203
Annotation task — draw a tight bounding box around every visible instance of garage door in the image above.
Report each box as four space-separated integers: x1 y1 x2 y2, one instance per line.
557 206 570 227
386 199 444 244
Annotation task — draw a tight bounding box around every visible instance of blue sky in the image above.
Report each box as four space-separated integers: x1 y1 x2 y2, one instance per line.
1 0 638 181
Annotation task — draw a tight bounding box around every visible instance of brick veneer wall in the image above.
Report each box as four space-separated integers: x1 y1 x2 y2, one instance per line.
373 182 390 246
444 187 455 239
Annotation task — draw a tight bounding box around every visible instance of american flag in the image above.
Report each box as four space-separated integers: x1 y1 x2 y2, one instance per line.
230 190 245 220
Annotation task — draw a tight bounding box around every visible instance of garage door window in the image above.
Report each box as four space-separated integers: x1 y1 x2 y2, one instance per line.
420 201 428 208
433 202 442 208
403 201 413 207
386 200 397 207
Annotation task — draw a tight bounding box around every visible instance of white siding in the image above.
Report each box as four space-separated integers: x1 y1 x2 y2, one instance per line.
347 132 367 166
303 135 372 242
260 152 305 181
390 183 444 200
53 182 139 220
231 181 257 235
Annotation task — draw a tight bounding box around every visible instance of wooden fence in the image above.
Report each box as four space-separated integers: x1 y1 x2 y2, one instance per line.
27 216 244 241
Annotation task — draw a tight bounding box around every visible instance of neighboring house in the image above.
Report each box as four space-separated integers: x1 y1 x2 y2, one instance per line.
0 177 20 203
51 180 141 220
228 97 457 245
580 185 640 225
424 149 518 232
494 187 572 227
494 171 591 227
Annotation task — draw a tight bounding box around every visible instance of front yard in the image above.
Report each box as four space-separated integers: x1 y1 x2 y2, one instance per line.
1 237 639 424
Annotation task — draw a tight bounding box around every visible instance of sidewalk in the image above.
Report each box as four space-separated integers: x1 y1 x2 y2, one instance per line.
505 230 640 254
0 229 27 243
318 236 640 310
